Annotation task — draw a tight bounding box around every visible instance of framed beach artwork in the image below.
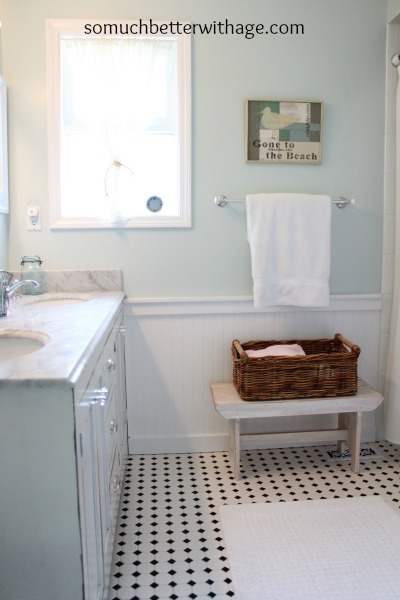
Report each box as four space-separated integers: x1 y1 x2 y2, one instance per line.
246 100 323 164
0 76 8 213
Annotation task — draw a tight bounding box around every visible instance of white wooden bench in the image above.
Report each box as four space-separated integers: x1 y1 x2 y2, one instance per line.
210 378 383 478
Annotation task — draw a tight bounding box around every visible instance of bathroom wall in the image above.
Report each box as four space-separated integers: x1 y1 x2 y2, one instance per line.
1 0 387 297
388 0 400 22
0 1 8 270
125 296 382 453
0 217 7 268
0 193 7 268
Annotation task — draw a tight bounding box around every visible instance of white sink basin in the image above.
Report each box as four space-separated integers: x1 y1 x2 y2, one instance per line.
25 296 89 308
0 330 49 360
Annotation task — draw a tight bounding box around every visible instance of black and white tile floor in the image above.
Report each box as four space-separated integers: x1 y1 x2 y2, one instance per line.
108 441 400 600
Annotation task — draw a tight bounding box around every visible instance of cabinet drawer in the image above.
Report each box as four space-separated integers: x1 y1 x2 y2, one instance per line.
109 448 123 537
104 386 118 474
103 322 120 392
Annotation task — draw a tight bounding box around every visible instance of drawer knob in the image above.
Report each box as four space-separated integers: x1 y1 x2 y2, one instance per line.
107 359 116 372
113 476 122 493
90 387 109 406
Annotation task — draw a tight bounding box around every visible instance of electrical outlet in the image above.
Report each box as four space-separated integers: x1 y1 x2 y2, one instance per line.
27 206 42 230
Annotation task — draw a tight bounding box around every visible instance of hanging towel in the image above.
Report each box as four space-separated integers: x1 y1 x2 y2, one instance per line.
246 193 331 308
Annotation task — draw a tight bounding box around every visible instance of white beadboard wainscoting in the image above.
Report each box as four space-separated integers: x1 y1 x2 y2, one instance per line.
124 295 381 454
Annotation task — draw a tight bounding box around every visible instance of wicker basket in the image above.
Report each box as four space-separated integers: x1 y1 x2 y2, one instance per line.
232 333 360 401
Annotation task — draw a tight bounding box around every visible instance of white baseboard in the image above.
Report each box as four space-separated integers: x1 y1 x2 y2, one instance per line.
128 434 228 454
128 424 377 455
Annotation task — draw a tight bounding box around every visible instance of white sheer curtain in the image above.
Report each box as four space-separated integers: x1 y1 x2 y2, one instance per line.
60 37 177 223
385 65 400 443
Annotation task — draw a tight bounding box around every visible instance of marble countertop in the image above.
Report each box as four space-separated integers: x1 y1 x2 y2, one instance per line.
0 291 124 387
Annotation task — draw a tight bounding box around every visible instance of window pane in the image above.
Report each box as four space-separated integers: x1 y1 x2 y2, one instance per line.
61 132 110 218
47 20 190 227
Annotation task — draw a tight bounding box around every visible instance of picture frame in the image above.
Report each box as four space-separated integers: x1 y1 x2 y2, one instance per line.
0 76 8 213
246 100 323 164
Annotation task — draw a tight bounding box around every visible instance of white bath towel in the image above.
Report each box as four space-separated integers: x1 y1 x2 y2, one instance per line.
246 193 331 308
246 344 306 358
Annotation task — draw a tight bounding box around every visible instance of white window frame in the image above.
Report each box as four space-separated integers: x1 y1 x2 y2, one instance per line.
46 19 191 228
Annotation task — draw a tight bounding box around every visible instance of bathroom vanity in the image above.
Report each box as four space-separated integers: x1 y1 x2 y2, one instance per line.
0 291 127 600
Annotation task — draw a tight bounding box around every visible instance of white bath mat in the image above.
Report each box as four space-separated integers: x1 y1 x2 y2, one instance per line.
219 496 400 599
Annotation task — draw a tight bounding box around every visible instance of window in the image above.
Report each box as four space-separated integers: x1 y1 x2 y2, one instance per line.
46 20 191 228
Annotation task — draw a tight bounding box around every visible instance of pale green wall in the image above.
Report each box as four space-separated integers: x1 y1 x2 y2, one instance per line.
388 0 400 22
0 0 9 270
2 0 386 296
0 217 7 268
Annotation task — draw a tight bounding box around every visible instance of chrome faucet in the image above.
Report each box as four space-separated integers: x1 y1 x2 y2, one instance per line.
0 270 40 316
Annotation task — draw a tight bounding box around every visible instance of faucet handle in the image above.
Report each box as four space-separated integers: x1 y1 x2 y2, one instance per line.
0 270 13 286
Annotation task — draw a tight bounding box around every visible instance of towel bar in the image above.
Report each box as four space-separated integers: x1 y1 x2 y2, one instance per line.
214 195 356 209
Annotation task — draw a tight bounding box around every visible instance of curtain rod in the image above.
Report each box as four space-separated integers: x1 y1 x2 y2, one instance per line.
214 195 356 209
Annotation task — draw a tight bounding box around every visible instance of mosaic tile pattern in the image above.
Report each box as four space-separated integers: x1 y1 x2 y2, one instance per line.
108 442 400 600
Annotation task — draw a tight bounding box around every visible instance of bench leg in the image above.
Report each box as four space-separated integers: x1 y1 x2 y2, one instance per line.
229 419 241 479
336 413 347 453
336 412 361 472
346 411 362 474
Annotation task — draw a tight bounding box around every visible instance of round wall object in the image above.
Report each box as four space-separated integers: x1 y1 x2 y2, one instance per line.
146 196 163 212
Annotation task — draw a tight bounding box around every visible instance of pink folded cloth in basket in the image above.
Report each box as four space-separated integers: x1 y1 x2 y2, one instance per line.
246 344 306 358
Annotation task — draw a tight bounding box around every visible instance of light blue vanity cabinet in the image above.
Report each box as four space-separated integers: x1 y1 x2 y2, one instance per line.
75 356 107 600
75 310 128 600
0 294 127 600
